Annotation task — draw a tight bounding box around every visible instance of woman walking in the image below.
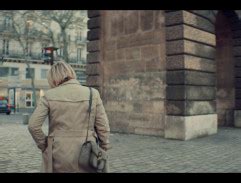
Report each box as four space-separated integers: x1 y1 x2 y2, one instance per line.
28 61 110 173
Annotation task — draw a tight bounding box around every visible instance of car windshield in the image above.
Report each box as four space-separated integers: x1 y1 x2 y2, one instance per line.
0 100 8 105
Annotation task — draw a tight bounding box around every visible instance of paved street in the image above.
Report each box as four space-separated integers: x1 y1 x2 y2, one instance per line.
0 113 241 173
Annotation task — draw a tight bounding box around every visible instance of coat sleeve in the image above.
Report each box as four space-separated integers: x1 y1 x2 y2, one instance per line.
28 96 49 152
94 90 111 151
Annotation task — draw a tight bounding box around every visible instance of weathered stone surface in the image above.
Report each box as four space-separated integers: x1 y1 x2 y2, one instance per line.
140 11 154 31
167 55 216 72
234 110 241 127
235 57 241 67
87 28 101 41
167 40 216 59
166 86 215 100
166 24 216 46
165 114 217 140
233 38 241 46
124 11 139 34
236 89 241 99
86 75 102 86
87 40 100 52
235 68 241 77
166 11 215 33
128 112 164 129
167 100 216 115
141 45 160 60
235 99 241 109
134 128 164 136
154 10 165 30
86 63 101 75
235 78 241 88
104 72 166 101
88 17 101 29
232 30 241 39
188 10 216 23
146 58 166 72
125 47 141 60
233 46 241 56
88 10 101 18
105 50 116 62
117 30 165 49
167 70 215 86
87 52 101 63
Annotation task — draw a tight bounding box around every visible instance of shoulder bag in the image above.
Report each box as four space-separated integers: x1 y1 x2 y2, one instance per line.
78 87 108 173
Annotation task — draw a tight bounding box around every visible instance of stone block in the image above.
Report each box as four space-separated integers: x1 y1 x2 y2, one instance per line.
128 112 164 129
87 17 101 29
86 75 102 86
88 10 101 18
235 68 241 77
164 114 217 140
87 28 101 41
235 78 241 88
86 63 101 75
167 40 215 59
166 11 215 33
167 70 215 86
233 46 241 56
140 10 154 31
233 30 241 39
167 100 216 115
124 11 139 34
236 89 241 99
87 40 100 52
146 57 165 72
166 86 215 100
125 47 141 60
105 50 116 62
166 24 216 46
154 10 165 30
87 52 101 63
235 99 241 109
235 57 241 67
117 30 165 49
167 55 216 72
134 127 164 136
233 38 241 46
104 72 166 101
188 10 216 23
141 45 160 60
234 110 241 127
116 49 125 60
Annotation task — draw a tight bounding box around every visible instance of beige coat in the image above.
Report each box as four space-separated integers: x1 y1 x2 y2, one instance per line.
28 79 110 173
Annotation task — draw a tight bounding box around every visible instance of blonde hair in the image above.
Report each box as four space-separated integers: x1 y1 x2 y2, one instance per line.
47 61 77 88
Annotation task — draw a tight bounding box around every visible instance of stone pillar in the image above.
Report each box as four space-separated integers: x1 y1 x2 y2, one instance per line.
86 10 103 94
231 12 241 127
165 10 218 140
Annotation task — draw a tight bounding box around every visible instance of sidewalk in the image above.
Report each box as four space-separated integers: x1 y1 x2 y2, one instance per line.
0 114 241 173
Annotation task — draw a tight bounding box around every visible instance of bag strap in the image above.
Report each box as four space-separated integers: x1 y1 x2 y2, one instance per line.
85 87 93 143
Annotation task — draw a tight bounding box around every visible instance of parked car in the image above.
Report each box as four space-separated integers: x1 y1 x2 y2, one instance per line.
0 97 11 115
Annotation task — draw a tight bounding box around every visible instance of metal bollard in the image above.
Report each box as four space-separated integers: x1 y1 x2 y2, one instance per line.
22 113 29 125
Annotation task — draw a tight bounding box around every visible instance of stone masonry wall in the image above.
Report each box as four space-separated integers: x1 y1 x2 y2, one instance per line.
99 11 167 136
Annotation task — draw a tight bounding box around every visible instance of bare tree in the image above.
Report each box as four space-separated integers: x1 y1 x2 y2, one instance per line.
35 10 87 63
7 10 39 109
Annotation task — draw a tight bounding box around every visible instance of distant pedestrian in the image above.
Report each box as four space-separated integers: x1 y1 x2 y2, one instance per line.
28 61 111 173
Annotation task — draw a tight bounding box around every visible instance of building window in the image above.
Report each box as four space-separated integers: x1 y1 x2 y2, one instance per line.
26 68 35 79
77 48 81 62
0 67 9 77
4 16 11 30
2 39 9 55
25 91 34 108
10 68 19 76
41 69 48 79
